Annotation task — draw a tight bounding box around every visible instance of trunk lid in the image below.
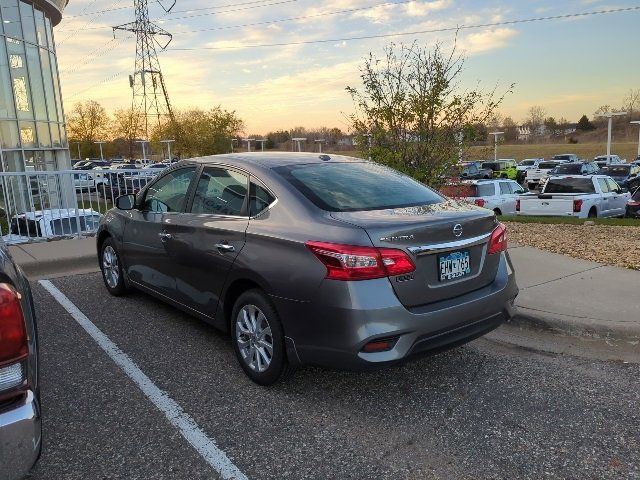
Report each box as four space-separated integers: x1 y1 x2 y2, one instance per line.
330 201 501 308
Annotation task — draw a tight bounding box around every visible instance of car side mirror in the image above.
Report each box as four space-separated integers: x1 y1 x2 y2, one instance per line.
116 194 136 210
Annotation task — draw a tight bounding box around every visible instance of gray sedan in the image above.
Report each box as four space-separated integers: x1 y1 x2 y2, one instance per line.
97 153 518 385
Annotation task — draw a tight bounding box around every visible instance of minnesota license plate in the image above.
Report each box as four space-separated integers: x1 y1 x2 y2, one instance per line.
438 250 471 282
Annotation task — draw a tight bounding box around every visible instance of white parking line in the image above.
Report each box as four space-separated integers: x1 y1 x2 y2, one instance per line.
39 280 248 480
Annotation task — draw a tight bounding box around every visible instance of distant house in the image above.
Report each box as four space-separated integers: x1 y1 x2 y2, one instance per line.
517 126 531 141
337 136 355 147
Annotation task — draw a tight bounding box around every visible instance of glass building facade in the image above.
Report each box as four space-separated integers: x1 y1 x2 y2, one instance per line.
0 0 70 174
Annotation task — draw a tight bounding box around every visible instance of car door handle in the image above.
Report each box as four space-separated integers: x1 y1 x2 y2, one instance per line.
158 232 173 241
215 243 235 253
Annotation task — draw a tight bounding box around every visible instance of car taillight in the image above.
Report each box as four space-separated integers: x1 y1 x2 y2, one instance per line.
628 200 640 206
305 241 415 280
474 198 486 207
0 283 28 394
516 199 520 211
573 199 583 213
487 223 508 254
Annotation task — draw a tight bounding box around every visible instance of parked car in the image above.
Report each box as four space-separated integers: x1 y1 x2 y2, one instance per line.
97 154 518 385
594 154 625 168
599 164 640 192
0 240 41 479
440 179 526 216
516 158 543 183
517 175 630 218
7 208 101 240
550 154 580 163
633 155 640 165
525 160 564 190
625 186 640 218
148 163 169 170
98 174 152 201
481 159 518 179
445 163 492 180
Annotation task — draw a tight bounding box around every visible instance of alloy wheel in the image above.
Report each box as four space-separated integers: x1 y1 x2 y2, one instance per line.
235 304 274 373
102 245 120 289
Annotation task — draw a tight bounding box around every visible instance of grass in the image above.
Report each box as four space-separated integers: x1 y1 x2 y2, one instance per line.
501 215 639 227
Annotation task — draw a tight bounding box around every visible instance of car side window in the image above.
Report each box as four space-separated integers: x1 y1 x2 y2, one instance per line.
597 178 610 193
509 182 526 194
606 178 620 193
249 181 276 217
143 167 196 213
499 182 511 195
191 167 248 216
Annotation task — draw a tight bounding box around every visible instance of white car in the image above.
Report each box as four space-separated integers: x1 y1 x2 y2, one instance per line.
4 208 102 242
440 179 527 216
517 175 630 218
525 160 567 190
549 154 581 163
594 154 625 168
516 158 544 182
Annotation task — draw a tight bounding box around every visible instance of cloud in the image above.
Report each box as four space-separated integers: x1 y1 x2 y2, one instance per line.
404 0 453 17
458 27 518 54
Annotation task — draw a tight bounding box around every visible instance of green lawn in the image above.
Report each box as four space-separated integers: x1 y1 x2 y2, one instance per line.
501 215 639 227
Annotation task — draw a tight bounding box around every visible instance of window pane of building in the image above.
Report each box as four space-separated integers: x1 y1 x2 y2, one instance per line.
6 37 33 119
1 0 22 39
44 15 52 49
39 47 56 121
1 150 24 171
0 37 16 118
34 8 46 47
49 122 60 146
58 122 66 146
36 121 50 147
18 1 36 44
26 44 46 119
0 120 19 148
48 50 63 122
18 120 36 147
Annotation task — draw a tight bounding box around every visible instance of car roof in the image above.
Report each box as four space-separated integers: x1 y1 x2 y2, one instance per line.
191 152 365 169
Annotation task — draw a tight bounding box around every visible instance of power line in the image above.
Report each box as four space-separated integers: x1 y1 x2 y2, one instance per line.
168 6 640 51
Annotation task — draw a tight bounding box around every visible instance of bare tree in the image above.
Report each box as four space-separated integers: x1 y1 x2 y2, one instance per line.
622 89 640 116
526 106 547 135
346 40 511 185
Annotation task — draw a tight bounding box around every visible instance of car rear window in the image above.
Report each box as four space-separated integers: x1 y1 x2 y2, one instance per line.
274 162 442 212
553 164 583 174
538 162 558 169
520 160 535 166
544 178 596 193
552 155 573 161
600 166 630 176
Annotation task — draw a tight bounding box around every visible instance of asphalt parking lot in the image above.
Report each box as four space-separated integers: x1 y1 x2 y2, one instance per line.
28 272 639 480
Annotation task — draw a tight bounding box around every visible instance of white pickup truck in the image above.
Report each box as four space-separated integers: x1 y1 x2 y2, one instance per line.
525 160 565 190
517 175 630 218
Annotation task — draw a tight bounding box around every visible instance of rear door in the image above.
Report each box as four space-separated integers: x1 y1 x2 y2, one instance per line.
606 178 626 216
165 166 249 317
122 166 197 297
596 178 611 216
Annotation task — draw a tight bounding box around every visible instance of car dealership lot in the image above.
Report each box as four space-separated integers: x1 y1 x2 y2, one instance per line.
28 272 639 480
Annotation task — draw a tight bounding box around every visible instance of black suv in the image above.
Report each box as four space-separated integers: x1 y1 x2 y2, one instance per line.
599 164 640 191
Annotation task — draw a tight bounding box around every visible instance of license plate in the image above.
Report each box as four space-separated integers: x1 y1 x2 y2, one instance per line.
438 250 471 282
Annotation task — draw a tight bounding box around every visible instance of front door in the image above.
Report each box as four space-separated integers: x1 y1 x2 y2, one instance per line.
122 166 197 297
166 166 250 318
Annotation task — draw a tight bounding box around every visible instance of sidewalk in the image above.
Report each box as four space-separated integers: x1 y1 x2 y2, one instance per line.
509 245 640 342
8 237 98 279
7 238 640 341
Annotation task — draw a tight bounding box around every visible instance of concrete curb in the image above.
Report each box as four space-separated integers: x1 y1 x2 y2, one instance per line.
19 253 99 279
511 308 640 343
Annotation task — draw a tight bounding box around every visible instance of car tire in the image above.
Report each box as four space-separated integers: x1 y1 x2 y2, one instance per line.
231 289 294 385
100 238 128 296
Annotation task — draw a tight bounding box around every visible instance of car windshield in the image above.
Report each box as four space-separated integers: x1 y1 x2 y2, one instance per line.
439 183 494 198
274 162 443 212
520 160 535 166
552 164 583 174
544 178 596 193
600 166 630 176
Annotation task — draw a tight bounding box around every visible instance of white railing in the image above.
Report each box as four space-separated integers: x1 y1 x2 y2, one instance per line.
0 168 163 244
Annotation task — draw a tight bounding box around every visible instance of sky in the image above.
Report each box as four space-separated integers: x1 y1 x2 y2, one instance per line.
54 0 640 134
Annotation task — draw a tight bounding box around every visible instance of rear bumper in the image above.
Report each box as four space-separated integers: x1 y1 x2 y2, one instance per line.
274 251 518 370
0 391 42 480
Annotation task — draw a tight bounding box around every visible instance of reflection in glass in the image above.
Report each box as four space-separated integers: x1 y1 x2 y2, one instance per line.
19 121 35 147
39 48 56 121
12 77 29 111
26 44 46 119
18 1 35 44
0 120 19 148
36 121 50 147
1 0 21 39
0 37 16 118
34 8 46 47
50 122 60 146
49 50 63 121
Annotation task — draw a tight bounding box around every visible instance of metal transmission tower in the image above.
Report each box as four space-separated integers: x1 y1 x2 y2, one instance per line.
113 0 176 139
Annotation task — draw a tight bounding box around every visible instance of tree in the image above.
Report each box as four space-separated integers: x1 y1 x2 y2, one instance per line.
111 108 144 159
526 106 547 135
576 114 595 131
622 89 640 117
66 100 109 157
544 117 558 136
345 40 511 185
153 107 244 158
503 116 518 142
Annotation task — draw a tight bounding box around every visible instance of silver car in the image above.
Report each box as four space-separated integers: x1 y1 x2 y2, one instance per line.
97 153 519 385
